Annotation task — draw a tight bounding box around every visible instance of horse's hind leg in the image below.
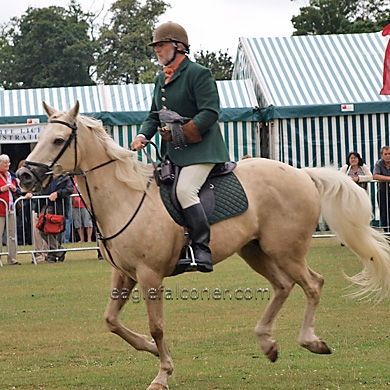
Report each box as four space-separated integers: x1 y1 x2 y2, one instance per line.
239 241 295 362
104 268 158 356
261 246 331 355
239 240 331 361
296 266 331 355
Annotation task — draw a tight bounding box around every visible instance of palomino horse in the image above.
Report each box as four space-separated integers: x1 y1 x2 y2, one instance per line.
17 102 390 390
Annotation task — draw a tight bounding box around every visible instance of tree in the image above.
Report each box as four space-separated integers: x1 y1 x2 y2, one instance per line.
193 50 234 80
96 0 168 84
0 22 19 89
0 1 97 89
0 0 235 88
291 0 390 35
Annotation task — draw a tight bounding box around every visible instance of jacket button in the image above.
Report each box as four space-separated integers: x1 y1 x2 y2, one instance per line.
161 88 165 92
161 97 166 101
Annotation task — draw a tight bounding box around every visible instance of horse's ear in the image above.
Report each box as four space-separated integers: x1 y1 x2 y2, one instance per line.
43 101 57 117
68 101 80 120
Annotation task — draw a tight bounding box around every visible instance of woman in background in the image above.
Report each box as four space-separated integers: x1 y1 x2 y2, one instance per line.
0 154 22 265
340 151 372 192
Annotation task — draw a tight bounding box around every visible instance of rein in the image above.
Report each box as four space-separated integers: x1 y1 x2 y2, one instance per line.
27 118 152 269
139 140 162 167
73 169 152 269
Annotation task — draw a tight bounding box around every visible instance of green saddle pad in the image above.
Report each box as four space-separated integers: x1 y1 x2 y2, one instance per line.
160 171 248 226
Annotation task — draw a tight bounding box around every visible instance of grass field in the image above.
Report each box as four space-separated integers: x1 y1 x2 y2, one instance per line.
0 238 389 389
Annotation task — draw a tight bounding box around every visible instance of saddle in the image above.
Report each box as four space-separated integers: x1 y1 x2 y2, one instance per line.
140 139 248 276
159 161 248 226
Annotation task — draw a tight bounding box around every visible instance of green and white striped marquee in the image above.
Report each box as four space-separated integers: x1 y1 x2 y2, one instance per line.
275 113 390 221
0 85 103 122
0 80 261 162
233 32 390 169
275 113 390 170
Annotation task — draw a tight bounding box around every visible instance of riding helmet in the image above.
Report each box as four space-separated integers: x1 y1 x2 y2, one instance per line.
149 21 190 51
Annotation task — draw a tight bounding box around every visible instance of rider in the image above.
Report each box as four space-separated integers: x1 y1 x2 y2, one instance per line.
131 22 230 273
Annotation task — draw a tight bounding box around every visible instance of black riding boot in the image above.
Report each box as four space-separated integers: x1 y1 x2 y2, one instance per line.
184 203 213 272
174 203 213 274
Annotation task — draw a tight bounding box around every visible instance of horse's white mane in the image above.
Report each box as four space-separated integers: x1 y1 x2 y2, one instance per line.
77 114 153 192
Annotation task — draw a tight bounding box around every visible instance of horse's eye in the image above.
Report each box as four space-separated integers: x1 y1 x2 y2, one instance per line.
54 138 64 145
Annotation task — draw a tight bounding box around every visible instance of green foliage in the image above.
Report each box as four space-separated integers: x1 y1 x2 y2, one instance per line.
95 0 168 84
194 49 234 80
0 0 233 88
1 240 390 388
0 22 19 89
292 0 390 35
0 1 97 89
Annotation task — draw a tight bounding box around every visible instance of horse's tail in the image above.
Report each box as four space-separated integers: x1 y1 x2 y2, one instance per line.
303 167 390 302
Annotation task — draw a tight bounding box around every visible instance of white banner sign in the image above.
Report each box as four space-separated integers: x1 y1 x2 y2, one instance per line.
0 123 47 143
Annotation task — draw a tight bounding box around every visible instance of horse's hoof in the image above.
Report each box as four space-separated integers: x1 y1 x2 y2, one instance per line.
303 339 332 355
265 343 279 362
317 340 332 354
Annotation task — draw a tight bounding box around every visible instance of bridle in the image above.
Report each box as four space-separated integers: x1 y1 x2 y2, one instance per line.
23 120 78 185
23 118 152 268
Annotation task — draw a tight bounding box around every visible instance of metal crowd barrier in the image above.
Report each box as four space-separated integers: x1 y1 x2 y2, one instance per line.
0 198 10 266
12 194 98 265
2 180 390 266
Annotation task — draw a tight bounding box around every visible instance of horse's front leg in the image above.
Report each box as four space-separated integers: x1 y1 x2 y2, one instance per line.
104 268 158 356
138 272 173 390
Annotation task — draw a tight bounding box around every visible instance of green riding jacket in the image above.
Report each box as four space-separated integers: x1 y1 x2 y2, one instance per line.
140 56 230 167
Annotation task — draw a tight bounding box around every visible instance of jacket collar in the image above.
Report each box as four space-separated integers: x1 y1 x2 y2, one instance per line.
161 56 190 85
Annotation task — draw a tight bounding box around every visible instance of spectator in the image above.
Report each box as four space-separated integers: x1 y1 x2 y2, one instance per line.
16 160 32 246
0 154 22 265
72 178 93 242
340 151 372 192
62 197 72 244
35 175 73 263
24 193 48 263
373 146 390 233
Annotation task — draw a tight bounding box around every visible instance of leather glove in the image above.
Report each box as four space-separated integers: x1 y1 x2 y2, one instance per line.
181 120 202 144
158 126 173 142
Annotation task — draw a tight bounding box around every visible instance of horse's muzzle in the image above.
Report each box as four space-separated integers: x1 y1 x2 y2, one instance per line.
16 166 45 192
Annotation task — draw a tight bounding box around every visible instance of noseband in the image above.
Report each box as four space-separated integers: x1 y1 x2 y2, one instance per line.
23 119 78 185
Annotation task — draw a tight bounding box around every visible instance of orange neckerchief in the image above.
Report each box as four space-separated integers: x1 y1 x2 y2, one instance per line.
163 54 185 84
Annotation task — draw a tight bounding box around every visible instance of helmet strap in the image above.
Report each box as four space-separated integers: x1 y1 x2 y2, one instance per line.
165 47 177 66
164 42 183 66
175 42 189 55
